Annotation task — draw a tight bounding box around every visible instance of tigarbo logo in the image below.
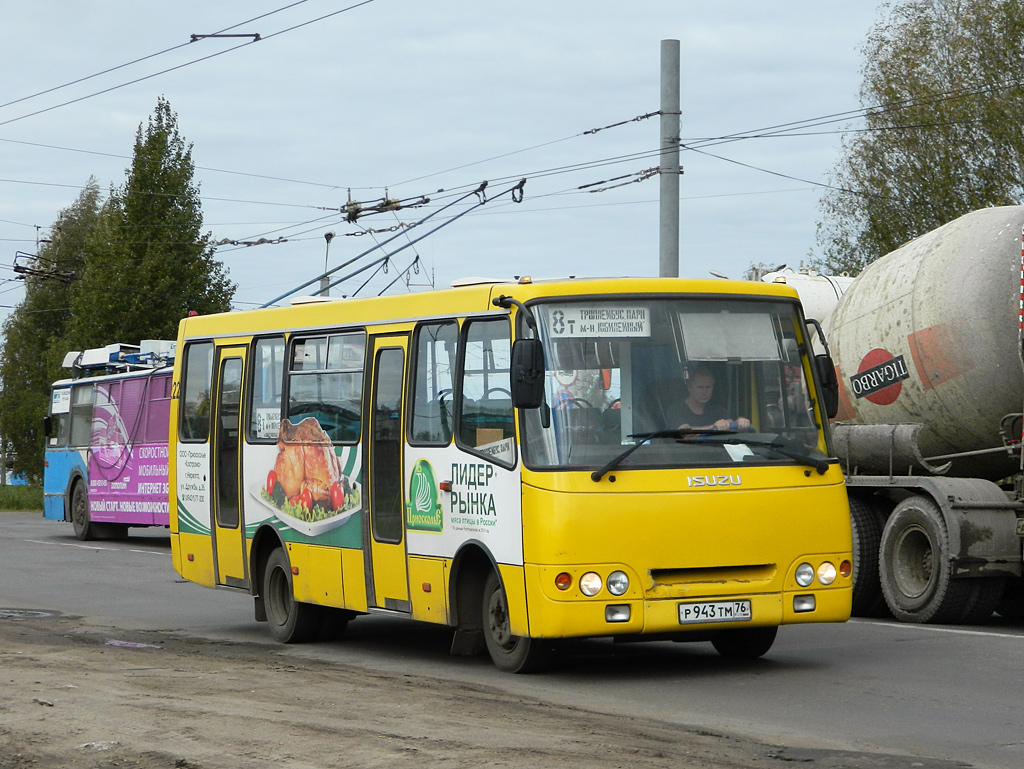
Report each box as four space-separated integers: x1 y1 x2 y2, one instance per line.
686 475 742 488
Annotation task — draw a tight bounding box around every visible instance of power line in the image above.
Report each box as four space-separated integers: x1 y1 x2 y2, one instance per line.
0 2 314 112
0 0 378 129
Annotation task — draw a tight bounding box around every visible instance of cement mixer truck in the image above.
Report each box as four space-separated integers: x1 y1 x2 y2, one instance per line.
786 206 1024 625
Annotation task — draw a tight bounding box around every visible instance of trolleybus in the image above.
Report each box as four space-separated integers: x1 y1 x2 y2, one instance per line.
44 341 175 540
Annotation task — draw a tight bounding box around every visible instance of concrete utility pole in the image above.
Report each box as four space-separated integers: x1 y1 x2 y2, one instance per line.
659 39 680 277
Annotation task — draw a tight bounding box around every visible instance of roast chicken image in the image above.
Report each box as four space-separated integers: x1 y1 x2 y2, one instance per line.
273 418 343 508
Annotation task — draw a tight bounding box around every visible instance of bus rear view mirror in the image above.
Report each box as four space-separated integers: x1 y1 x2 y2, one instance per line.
815 353 839 419
511 338 545 409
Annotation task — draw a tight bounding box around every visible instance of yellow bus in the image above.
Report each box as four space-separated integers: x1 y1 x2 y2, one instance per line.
169 276 852 672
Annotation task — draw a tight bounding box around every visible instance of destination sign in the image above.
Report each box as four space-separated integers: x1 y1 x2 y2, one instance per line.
543 305 650 338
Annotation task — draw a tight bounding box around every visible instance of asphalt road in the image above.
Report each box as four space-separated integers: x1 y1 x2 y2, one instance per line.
3 511 1023 769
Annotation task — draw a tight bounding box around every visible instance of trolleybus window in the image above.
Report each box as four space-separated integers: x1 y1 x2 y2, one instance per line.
69 384 95 447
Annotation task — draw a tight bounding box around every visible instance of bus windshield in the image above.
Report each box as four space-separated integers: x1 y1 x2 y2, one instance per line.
522 297 826 470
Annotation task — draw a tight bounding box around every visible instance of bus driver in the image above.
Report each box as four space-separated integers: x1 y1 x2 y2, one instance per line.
669 367 751 432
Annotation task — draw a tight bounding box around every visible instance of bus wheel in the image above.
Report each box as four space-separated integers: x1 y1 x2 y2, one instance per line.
71 483 94 541
879 496 972 623
263 548 321 643
482 570 550 673
711 626 777 659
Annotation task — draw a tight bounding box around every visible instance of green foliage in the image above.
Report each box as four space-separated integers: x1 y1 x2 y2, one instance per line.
0 181 101 483
0 98 235 482
0 484 43 512
67 97 234 347
817 0 1024 274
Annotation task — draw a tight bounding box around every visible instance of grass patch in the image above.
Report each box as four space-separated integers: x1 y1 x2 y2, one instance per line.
0 484 43 512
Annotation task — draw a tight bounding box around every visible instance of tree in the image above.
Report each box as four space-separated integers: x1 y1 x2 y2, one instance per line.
0 181 102 483
817 0 1024 274
67 97 234 347
0 97 234 484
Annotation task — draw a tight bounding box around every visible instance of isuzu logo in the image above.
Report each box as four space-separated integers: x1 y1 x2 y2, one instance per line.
686 475 742 488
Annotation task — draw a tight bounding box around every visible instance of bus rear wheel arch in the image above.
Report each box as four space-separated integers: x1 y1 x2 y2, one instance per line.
69 481 127 541
70 481 94 541
481 570 551 673
262 547 323 643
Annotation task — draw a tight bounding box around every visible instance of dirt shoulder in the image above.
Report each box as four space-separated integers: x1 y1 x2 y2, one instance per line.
0 613 966 769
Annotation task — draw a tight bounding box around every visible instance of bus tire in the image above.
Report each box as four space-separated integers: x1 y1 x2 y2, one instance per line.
71 482 94 541
263 548 322 643
711 626 777 659
317 608 354 641
879 496 972 623
482 570 550 673
849 496 886 616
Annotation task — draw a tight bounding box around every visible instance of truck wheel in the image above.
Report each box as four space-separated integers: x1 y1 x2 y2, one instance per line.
995 576 1024 619
482 570 550 673
711 626 777 659
879 496 973 623
849 496 886 617
71 483 95 541
262 548 322 643
957 578 1005 624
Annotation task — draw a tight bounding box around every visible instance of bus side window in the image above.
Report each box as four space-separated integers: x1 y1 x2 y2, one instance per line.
180 341 215 442
410 321 458 445
458 318 515 464
69 384 95 448
287 332 365 444
247 336 285 442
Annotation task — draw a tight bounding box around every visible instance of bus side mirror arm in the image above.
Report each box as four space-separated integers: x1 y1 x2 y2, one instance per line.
493 295 545 409
806 319 839 419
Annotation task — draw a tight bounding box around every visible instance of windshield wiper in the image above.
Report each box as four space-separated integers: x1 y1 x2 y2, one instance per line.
674 434 830 475
591 429 724 482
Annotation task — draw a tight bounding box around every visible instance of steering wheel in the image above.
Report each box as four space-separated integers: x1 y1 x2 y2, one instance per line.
555 397 593 410
485 387 512 398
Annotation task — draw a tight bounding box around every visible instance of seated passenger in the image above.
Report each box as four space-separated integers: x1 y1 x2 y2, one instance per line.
667 367 750 431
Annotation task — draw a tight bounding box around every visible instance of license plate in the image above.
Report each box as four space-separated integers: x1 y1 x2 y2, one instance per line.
678 599 752 625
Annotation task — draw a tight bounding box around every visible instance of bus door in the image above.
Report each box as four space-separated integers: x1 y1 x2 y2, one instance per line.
212 346 248 588
365 335 410 611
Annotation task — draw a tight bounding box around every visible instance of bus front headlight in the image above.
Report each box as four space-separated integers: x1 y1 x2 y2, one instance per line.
579 572 603 596
607 571 629 596
817 562 837 585
795 562 815 587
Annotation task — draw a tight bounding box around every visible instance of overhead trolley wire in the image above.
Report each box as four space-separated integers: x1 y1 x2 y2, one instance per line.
0 0 316 113
261 179 525 307
0 0 378 129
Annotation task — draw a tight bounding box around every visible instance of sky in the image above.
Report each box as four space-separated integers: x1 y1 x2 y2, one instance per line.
0 1 885 323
